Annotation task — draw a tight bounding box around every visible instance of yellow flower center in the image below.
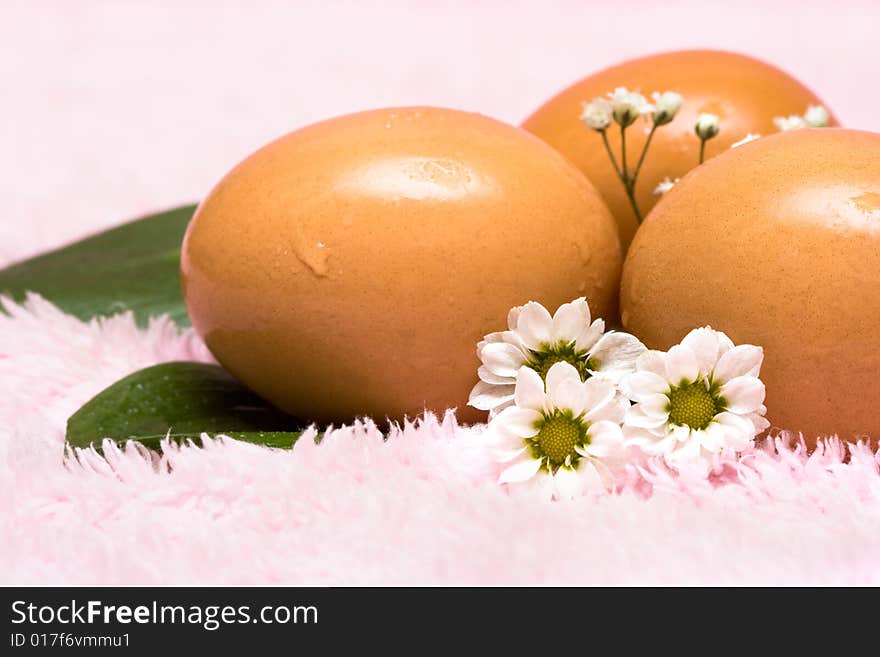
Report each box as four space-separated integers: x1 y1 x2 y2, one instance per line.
528 341 597 381
531 412 587 469
667 380 725 430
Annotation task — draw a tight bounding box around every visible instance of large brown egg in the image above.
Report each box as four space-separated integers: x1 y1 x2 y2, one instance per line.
181 107 621 424
621 128 880 444
522 50 838 250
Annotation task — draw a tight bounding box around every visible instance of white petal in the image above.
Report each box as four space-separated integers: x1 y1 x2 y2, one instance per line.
672 424 692 443
639 393 670 419
720 376 765 414
623 425 658 448
635 349 667 377
500 330 528 350
624 405 668 429
478 365 513 385
551 297 591 342
515 302 554 350
673 433 703 461
468 380 515 410
493 405 542 438
581 378 618 422
624 371 669 399
574 318 605 352
713 345 763 383
553 466 583 499
701 423 727 453
544 361 582 397
514 366 546 411
680 327 724 376
588 332 646 382
498 457 543 484
747 410 771 434
485 418 524 444
664 344 699 384
549 379 587 417
585 392 629 424
480 342 527 378
583 420 624 457
577 461 607 492
714 411 757 442
494 445 528 463
479 331 507 348
507 304 525 331
651 435 679 456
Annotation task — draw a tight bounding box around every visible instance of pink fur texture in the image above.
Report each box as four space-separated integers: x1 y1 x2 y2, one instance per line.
1 294 879 585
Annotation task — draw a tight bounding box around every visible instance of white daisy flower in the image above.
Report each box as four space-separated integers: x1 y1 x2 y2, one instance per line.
694 113 720 140
651 91 683 126
653 176 679 195
804 104 830 127
580 98 613 131
608 87 653 127
773 114 808 131
622 327 769 470
730 133 761 148
489 363 628 499
468 298 646 416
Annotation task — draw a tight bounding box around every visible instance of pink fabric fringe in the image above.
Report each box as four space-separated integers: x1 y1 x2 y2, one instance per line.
1 294 879 585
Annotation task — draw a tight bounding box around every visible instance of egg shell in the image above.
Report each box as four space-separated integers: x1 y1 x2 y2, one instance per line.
522 50 838 250
181 107 622 424
620 128 880 445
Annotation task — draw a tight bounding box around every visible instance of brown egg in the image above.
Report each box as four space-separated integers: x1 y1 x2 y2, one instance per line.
181 107 621 424
522 50 838 250
620 128 880 445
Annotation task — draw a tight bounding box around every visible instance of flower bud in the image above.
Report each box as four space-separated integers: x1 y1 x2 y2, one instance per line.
580 98 613 131
609 87 652 128
694 113 720 140
651 91 683 126
804 105 830 128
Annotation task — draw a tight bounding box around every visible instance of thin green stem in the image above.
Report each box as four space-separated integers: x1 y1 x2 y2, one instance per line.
619 123 643 224
600 130 623 180
631 124 657 182
699 138 706 164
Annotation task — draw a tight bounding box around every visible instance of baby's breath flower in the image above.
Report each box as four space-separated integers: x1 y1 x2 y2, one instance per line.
694 113 720 140
773 114 808 131
580 98 613 131
653 176 679 195
730 133 761 148
651 91 683 126
608 87 653 128
804 105 830 127
695 113 720 164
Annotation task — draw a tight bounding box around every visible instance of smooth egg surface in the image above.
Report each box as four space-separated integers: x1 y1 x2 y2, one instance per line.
182 107 622 424
621 128 880 445
522 50 838 250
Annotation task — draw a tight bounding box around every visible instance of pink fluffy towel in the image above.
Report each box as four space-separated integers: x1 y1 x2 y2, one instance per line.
1 295 879 585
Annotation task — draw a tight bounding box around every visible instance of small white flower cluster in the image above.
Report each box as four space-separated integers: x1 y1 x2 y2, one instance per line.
470 298 769 500
581 87 683 132
773 104 830 131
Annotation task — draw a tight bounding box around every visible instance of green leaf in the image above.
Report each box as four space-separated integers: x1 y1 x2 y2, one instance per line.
66 361 302 452
0 205 196 327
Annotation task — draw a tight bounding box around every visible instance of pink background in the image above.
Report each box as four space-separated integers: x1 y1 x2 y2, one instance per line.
2 0 878 265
